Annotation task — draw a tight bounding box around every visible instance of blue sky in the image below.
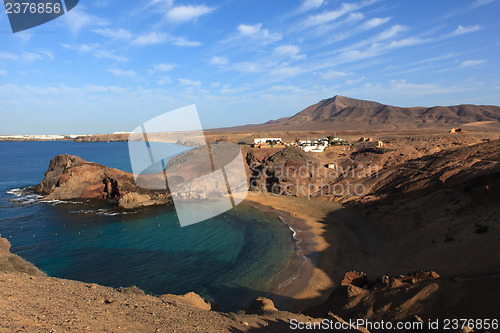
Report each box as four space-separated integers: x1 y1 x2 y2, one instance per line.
0 0 499 134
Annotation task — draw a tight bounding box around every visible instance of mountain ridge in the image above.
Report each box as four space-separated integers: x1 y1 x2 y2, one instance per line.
222 95 500 131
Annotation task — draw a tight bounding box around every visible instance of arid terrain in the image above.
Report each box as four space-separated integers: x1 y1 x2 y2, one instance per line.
2 96 499 332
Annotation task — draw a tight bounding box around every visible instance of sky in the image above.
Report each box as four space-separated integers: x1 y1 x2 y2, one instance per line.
0 0 499 134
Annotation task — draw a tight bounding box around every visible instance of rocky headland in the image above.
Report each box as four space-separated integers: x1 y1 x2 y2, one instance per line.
34 154 171 209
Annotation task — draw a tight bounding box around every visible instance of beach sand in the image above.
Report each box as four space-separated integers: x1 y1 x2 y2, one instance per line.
244 192 391 312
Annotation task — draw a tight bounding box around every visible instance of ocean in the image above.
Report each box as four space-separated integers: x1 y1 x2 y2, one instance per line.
0 141 296 310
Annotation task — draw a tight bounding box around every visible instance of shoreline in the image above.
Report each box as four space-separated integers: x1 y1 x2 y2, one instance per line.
244 192 390 313
244 193 337 312
5 183 386 313
245 199 317 312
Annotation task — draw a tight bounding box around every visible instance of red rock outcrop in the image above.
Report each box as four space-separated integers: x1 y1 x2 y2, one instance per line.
35 154 171 209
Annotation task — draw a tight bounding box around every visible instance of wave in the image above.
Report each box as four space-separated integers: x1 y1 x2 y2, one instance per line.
6 188 134 216
276 216 308 289
44 199 84 205
97 208 120 216
68 208 136 216
6 187 43 206
69 209 95 215
248 202 309 289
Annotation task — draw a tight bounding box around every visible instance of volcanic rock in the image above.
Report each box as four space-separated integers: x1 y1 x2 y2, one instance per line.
35 154 171 209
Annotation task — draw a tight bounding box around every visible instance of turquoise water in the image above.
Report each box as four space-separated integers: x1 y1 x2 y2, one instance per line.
0 141 295 310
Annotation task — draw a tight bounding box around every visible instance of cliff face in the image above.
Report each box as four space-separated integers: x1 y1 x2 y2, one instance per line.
35 154 171 209
247 146 324 197
0 235 43 276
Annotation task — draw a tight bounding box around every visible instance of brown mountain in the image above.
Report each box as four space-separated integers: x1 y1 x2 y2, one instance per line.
226 95 500 131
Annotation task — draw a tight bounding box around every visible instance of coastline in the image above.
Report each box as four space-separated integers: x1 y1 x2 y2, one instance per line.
4 164 386 314
244 192 390 313
245 199 316 312
244 193 337 312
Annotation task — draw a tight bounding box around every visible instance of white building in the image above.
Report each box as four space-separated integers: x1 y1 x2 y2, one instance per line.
299 138 329 152
253 138 282 145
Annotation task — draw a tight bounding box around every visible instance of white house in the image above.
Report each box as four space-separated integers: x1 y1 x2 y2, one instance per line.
253 138 282 145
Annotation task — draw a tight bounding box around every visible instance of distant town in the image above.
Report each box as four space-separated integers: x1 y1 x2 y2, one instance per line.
252 137 383 153
0 134 79 141
0 132 130 142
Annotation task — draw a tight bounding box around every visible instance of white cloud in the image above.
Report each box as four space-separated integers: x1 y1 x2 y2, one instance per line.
0 52 20 61
303 0 376 27
339 24 407 53
388 37 425 48
148 0 174 7
236 23 282 44
470 0 494 9
341 79 484 102
233 61 267 73
107 69 137 77
360 17 391 30
154 63 176 72
61 43 98 53
321 70 352 79
238 23 262 35
448 25 481 37
298 0 324 12
95 0 109 7
64 6 108 34
270 66 302 78
274 45 299 56
0 51 53 62
319 15 391 44
166 5 215 23
22 52 44 62
13 30 34 43
94 50 128 62
93 28 133 40
442 0 495 20
375 24 407 41
311 12 366 37
336 37 426 64
211 56 229 66
305 4 356 26
460 59 486 68
171 37 201 47
39 50 54 60
0 70 7 75
178 78 202 87
92 28 199 47
133 32 168 46
62 43 128 62
345 76 366 85
274 45 306 60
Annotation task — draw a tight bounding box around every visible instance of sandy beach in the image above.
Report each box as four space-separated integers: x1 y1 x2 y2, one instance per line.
245 191 390 312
